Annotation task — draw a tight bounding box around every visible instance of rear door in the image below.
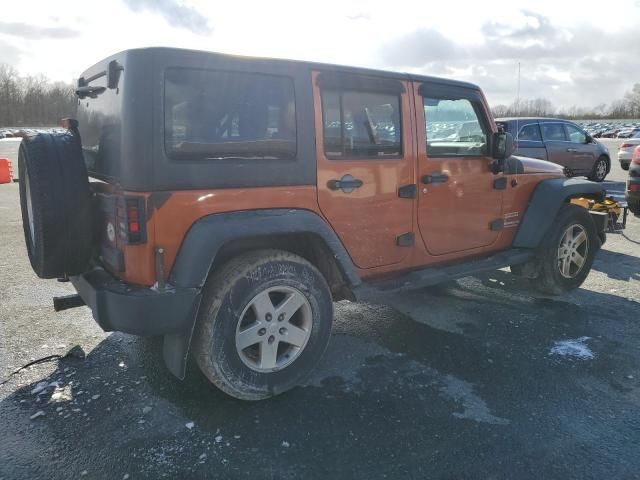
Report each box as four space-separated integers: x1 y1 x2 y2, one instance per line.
564 122 595 174
313 71 415 269
540 121 574 169
415 82 503 256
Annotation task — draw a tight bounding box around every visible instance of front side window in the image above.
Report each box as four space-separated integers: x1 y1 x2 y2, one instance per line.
565 123 587 143
518 123 543 142
165 68 296 160
321 89 402 159
423 98 488 157
542 123 567 142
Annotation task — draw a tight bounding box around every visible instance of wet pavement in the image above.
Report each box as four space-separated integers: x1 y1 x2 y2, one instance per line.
1 175 640 478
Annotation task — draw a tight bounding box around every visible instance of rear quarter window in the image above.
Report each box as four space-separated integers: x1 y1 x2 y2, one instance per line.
164 68 296 160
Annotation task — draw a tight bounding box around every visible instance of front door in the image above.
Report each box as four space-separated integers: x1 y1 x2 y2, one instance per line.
313 71 414 269
564 122 595 175
415 82 503 256
540 121 575 170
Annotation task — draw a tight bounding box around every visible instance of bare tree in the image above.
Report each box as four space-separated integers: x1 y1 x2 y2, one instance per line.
0 64 76 127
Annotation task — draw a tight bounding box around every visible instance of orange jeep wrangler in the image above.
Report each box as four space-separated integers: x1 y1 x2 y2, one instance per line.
18 48 607 400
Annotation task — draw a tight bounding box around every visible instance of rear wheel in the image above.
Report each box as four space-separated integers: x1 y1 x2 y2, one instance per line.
588 156 608 182
193 250 333 400
529 204 598 295
621 162 630 171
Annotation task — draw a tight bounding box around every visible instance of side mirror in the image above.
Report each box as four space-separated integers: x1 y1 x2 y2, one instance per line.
585 134 593 144
492 131 514 160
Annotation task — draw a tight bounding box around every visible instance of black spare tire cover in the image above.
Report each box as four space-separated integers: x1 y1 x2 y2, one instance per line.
18 132 93 279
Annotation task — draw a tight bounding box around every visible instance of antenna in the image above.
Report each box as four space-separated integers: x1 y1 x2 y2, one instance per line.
515 62 521 150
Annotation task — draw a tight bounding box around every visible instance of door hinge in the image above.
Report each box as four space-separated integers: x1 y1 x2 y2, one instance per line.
489 218 504 231
396 232 415 246
398 184 417 199
493 177 507 190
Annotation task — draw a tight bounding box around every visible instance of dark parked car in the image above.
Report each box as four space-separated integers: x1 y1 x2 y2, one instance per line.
496 118 610 182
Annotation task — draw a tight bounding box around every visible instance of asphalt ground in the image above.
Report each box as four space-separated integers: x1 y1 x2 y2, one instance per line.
0 138 639 479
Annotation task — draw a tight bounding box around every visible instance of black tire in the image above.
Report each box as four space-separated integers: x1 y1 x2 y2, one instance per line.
588 155 608 182
193 249 333 400
621 163 630 171
18 133 92 278
529 204 598 295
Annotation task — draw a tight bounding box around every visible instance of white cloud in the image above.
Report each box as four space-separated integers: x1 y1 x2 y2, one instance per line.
0 0 638 108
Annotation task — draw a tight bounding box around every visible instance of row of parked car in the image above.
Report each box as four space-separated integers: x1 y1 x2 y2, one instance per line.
579 122 640 139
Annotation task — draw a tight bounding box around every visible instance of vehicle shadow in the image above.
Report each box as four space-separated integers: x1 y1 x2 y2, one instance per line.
2 273 639 479
591 248 640 281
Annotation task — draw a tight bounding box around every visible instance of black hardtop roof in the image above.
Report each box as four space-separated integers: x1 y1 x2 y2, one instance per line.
85 46 481 92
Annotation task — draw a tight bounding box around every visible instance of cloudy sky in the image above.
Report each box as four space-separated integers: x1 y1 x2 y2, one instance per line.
1 0 639 109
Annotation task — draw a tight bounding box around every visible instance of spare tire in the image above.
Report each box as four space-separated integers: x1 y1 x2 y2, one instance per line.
18 132 93 279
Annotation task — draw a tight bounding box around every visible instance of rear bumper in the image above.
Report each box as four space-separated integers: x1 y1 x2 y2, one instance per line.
70 268 200 336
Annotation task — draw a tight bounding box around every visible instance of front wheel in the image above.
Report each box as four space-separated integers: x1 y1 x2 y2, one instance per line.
193 250 333 400
588 156 608 182
529 204 599 295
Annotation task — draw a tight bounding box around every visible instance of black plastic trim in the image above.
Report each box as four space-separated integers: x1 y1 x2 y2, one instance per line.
169 209 361 289
70 269 200 336
396 232 415 246
398 184 417 198
493 177 507 190
489 218 504 231
513 178 605 248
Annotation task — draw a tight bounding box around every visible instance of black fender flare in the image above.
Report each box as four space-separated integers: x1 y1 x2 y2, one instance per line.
163 208 360 379
513 177 605 249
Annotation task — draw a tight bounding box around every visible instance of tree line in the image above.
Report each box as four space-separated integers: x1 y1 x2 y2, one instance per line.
0 64 77 127
491 83 640 120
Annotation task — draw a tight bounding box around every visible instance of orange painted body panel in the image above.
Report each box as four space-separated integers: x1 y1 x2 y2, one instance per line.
117 186 320 286
312 71 415 269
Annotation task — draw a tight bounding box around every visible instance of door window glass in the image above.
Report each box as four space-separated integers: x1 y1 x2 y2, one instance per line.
517 123 542 141
565 123 587 143
423 98 488 156
542 123 567 141
321 89 402 158
165 68 296 160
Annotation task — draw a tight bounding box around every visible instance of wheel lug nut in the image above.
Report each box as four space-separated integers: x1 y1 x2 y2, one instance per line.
258 328 266 336
268 335 275 344
279 327 287 335
265 313 272 322
278 314 285 322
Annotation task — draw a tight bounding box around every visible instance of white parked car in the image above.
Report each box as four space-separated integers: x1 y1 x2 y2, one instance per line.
618 131 640 170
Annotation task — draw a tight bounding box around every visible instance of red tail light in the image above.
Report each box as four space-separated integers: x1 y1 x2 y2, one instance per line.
633 146 640 165
620 143 634 149
124 197 146 244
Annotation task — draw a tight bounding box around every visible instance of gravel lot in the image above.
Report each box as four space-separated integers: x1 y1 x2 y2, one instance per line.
1 139 639 479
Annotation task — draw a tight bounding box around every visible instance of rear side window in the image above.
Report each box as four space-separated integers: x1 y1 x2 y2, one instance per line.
541 123 567 141
517 123 542 141
423 98 488 157
321 90 402 159
165 68 296 160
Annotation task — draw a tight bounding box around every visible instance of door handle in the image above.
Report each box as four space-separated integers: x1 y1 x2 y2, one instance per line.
422 172 449 184
327 174 363 193
566 148 578 153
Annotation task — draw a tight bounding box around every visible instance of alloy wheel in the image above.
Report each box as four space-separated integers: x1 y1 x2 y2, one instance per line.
557 223 589 279
235 286 313 372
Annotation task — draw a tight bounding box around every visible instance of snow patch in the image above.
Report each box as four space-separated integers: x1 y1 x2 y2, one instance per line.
550 336 594 360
